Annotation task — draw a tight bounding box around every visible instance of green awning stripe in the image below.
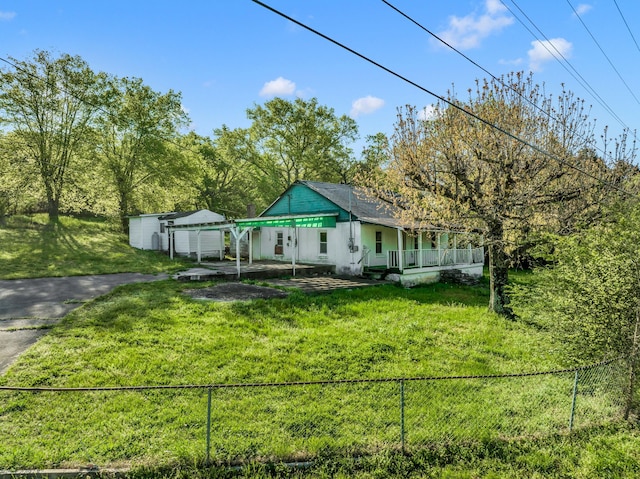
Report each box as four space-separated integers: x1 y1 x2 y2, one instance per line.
236 216 336 228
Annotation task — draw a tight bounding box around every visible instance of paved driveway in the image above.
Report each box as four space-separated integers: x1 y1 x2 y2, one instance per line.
0 273 168 373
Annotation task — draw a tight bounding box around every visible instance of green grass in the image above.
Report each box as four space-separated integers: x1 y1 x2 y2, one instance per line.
1 278 619 470
0 214 189 279
0 238 633 474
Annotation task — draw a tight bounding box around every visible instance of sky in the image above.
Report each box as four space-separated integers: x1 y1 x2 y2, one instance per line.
1 0 640 157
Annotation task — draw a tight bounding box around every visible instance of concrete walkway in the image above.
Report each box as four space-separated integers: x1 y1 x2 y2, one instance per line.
0 273 168 374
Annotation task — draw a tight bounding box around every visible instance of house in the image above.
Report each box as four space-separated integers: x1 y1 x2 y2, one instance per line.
128 209 226 259
244 181 484 286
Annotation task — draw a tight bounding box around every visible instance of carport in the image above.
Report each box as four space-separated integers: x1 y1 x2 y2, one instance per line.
167 213 337 278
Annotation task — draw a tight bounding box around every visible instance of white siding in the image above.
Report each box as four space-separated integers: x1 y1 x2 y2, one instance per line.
128 214 165 250
256 222 364 275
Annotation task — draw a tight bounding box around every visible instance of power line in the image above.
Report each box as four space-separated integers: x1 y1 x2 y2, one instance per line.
251 0 637 198
565 0 640 107
381 0 611 161
613 0 640 56
501 0 629 130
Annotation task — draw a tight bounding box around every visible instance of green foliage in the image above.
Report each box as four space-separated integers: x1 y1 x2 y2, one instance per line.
0 50 109 221
247 97 359 199
512 202 640 365
95 76 190 229
0 214 186 278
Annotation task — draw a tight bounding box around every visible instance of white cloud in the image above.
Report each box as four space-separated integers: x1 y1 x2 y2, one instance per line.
350 96 384 118
0 11 16 20
259 77 296 97
437 0 513 50
574 4 592 16
528 38 572 72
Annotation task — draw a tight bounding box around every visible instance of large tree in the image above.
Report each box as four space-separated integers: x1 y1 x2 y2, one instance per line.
95 76 189 230
0 50 108 221
246 97 358 197
368 72 636 316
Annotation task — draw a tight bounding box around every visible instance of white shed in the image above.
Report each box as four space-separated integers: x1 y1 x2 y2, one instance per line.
128 212 174 250
158 210 226 258
129 210 226 259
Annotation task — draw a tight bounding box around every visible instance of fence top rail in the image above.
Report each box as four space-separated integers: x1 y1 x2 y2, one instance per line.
0 357 623 393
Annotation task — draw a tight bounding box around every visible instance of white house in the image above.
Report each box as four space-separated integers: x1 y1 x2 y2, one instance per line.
243 181 484 286
128 209 226 259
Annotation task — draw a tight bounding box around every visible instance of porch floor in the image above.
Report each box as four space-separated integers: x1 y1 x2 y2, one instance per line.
173 259 335 281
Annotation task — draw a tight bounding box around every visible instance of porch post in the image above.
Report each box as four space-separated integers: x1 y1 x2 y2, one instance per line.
437 233 441 266
170 229 174 260
418 232 423 268
197 230 202 263
468 244 472 264
248 228 253 265
220 230 225 260
291 227 297 277
235 228 241 279
397 228 404 272
453 234 457 264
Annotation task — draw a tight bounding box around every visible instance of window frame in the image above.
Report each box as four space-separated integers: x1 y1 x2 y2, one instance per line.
375 231 383 255
319 230 328 255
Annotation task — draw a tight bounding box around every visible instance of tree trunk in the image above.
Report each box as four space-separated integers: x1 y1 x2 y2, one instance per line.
487 224 513 317
47 196 60 223
625 309 640 420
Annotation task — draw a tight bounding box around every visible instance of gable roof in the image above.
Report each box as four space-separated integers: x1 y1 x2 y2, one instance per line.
299 181 403 226
261 180 423 229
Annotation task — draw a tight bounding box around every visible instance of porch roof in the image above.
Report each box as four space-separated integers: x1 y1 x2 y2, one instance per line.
236 212 338 228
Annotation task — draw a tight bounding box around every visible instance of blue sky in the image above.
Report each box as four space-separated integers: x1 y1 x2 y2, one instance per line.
1 0 639 156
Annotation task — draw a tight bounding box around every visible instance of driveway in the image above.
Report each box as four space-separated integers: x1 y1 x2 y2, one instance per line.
0 273 168 373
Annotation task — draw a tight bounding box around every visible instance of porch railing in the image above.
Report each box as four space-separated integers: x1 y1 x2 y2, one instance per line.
387 247 484 270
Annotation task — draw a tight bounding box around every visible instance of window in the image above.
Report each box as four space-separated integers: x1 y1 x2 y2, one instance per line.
160 223 165 234
375 231 382 254
319 231 328 255
275 231 284 255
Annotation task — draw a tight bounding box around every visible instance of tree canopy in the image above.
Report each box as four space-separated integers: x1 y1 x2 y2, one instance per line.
0 50 108 221
364 72 637 315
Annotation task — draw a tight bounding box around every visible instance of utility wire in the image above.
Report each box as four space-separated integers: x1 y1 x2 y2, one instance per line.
566 0 640 106
252 0 637 198
502 0 629 130
381 0 610 160
613 0 640 56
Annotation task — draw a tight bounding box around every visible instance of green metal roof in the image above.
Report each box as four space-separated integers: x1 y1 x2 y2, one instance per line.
235 213 337 228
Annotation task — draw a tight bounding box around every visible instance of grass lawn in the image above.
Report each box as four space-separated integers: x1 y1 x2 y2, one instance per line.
0 217 635 476
0 274 627 472
0 214 189 279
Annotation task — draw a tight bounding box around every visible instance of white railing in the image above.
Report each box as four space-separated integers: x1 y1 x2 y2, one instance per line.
386 247 484 271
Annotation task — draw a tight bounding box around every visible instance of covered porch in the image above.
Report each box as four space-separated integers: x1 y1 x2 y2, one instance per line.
362 227 484 285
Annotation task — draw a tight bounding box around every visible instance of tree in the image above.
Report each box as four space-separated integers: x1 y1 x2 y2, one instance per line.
0 50 107 222
512 201 640 418
246 97 358 196
185 128 262 218
95 76 189 230
367 72 635 316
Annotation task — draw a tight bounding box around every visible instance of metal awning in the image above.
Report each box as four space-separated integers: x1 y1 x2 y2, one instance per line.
235 213 338 229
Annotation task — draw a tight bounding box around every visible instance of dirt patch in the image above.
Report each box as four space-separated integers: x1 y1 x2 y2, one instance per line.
184 282 289 302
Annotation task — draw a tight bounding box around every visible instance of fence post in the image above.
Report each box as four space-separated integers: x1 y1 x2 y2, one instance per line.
569 371 579 432
206 387 212 464
400 380 405 453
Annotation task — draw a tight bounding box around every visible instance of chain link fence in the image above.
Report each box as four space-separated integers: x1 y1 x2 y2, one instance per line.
0 358 630 469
